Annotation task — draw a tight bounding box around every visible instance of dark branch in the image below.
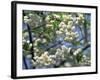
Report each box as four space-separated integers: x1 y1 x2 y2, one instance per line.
26 24 35 59
45 41 62 51
23 55 28 69
82 42 90 51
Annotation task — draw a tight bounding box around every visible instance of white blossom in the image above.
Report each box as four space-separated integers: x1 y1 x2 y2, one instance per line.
46 24 53 28
68 21 73 26
29 43 32 47
67 47 71 53
53 14 60 19
71 26 76 30
56 31 63 35
34 42 38 46
73 48 82 56
42 38 47 43
59 22 67 28
59 28 64 32
45 15 50 22
35 38 41 43
26 40 30 44
34 47 39 52
67 25 71 30
62 15 69 22
50 20 55 23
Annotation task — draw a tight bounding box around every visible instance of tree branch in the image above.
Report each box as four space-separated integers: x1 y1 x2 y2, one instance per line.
23 55 28 69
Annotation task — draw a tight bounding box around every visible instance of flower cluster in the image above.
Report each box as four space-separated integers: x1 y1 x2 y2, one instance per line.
31 45 73 68
73 48 82 56
56 20 79 42
76 13 85 25
24 13 42 28
31 51 54 68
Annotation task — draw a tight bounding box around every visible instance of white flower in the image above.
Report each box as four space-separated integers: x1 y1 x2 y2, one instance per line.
59 28 64 32
35 38 41 42
68 15 72 18
24 16 29 23
71 26 76 30
64 29 68 33
44 51 49 55
29 13 33 17
59 22 67 28
73 51 78 56
70 32 75 36
34 52 38 56
26 40 30 43
75 20 78 24
65 32 71 36
40 52 49 61
61 54 65 60
26 13 42 28
34 47 39 52
31 60 36 66
55 48 62 56
79 14 84 20
50 20 55 23
42 38 47 43
82 20 85 23
33 51 54 66
57 48 62 53
29 43 32 47
67 47 71 53
44 63 50 66
67 25 72 30
83 55 87 59
53 14 60 19
77 48 82 52
77 17 81 21
73 48 82 55
49 55 56 59
24 16 28 19
24 32 29 37
45 15 50 22
62 15 68 21
69 37 73 41
46 24 53 28
64 37 69 41
34 42 38 46
34 56 39 60
68 21 73 26
76 14 84 25
56 31 63 35
62 14 68 19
